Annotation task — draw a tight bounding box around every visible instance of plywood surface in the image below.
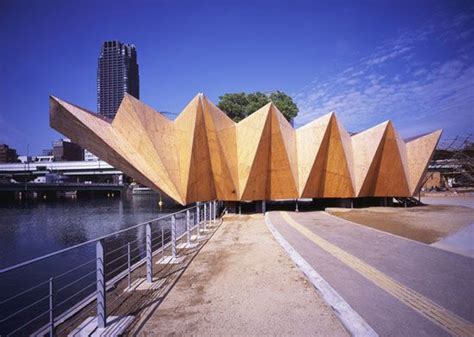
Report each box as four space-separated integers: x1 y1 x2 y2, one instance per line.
50 94 441 205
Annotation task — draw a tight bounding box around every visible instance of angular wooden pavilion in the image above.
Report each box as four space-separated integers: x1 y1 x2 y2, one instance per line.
50 93 441 205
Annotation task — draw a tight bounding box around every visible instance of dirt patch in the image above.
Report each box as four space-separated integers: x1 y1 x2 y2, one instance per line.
136 214 348 336
328 205 474 244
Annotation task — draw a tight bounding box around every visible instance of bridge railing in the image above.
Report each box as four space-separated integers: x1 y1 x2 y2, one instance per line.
0 200 222 336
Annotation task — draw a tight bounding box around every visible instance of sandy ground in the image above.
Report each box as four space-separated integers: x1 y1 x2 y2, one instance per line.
137 214 348 336
327 205 474 244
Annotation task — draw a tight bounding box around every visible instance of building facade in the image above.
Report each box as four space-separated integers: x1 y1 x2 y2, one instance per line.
52 139 84 161
0 144 18 163
97 41 139 119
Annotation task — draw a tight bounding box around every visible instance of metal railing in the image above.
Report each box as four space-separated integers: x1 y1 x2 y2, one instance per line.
0 200 221 336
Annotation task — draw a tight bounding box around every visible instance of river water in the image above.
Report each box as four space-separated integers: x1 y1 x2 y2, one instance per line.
0 194 180 335
0 194 171 267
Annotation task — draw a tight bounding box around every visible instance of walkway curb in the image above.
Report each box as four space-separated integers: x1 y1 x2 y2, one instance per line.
265 213 378 337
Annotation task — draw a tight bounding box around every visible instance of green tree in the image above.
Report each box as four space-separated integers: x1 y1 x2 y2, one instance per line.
269 91 299 121
216 92 248 122
217 91 298 122
245 92 270 116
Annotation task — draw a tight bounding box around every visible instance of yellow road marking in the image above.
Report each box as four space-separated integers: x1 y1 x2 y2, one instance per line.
280 211 474 337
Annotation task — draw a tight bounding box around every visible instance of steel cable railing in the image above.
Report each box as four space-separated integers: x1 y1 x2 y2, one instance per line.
54 257 97 281
55 281 96 309
56 269 97 294
0 278 50 306
0 200 222 336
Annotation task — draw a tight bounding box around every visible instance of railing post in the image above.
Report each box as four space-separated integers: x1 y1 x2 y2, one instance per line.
186 209 191 245
161 225 164 256
127 242 131 289
214 200 217 220
203 203 207 230
208 202 212 223
96 239 106 329
49 277 54 337
196 203 200 238
262 200 266 214
171 214 177 259
146 223 153 283
211 201 214 222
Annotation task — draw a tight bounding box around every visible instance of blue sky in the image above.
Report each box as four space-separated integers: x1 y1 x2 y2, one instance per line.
0 0 473 155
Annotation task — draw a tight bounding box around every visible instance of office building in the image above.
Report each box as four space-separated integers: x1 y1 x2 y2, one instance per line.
97 40 139 119
0 144 18 163
52 139 84 161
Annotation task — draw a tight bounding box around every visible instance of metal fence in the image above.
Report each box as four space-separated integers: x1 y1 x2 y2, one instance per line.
0 200 221 336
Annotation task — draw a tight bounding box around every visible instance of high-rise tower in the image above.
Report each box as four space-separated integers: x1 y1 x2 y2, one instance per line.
97 41 139 119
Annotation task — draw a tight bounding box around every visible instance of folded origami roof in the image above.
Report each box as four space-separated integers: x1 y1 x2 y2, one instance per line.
50 93 441 205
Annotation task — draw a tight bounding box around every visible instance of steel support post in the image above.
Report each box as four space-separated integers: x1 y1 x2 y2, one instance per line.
171 215 177 259
212 201 215 221
96 239 106 329
209 201 213 223
161 225 164 255
49 277 54 337
127 242 131 289
196 204 200 238
186 209 191 245
213 201 216 221
146 223 153 283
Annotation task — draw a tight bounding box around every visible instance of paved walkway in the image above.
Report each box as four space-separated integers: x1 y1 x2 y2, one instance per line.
267 211 474 337
137 214 348 336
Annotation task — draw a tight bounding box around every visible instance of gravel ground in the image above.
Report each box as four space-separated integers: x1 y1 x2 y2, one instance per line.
327 204 474 244
137 214 348 336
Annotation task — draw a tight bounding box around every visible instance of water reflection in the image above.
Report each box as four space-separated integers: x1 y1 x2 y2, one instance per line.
0 193 174 335
0 194 170 268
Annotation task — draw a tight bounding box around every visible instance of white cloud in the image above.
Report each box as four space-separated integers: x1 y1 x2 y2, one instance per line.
293 8 474 139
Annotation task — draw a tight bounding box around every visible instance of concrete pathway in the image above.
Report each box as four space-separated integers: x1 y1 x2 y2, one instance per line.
137 214 348 336
268 211 474 337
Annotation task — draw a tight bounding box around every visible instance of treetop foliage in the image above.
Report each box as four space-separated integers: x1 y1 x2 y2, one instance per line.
217 91 299 123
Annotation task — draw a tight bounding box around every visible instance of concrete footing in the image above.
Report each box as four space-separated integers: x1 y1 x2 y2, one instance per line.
177 242 198 249
68 315 134 336
191 234 208 241
124 278 166 292
156 255 185 265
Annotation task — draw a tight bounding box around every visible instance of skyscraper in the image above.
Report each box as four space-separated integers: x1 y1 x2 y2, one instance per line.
97 41 139 119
